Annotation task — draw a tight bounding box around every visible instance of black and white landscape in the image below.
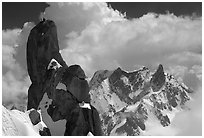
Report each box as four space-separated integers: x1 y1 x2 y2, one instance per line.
2 2 202 136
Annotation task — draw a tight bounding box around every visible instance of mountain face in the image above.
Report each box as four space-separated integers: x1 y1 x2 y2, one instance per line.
89 65 192 136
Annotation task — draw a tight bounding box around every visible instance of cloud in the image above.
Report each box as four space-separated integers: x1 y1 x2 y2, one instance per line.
166 65 201 90
42 3 201 77
2 29 21 71
2 72 30 105
2 2 201 135
143 111 179 136
41 2 201 136
171 86 202 136
165 65 202 136
42 2 125 50
144 124 178 136
2 23 34 106
15 22 35 71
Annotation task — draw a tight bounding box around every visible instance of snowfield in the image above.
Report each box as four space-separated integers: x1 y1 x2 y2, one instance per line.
2 106 40 136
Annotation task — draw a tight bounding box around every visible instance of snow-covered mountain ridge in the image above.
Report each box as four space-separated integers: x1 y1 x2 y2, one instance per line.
89 64 192 136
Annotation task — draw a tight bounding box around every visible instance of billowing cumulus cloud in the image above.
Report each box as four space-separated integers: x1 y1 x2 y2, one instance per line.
42 3 201 78
41 3 201 135
165 65 202 136
2 2 201 135
2 23 34 106
42 2 125 50
170 86 202 136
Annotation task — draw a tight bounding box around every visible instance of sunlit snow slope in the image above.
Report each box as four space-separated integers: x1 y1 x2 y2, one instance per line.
2 106 40 136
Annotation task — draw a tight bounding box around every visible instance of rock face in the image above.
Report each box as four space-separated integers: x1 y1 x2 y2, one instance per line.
150 64 165 92
62 65 90 103
39 127 51 136
26 20 102 136
89 65 192 136
27 19 68 110
29 109 41 125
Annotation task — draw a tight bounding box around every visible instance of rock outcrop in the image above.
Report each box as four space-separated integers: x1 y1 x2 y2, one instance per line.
39 127 51 136
62 65 90 103
150 64 165 92
29 109 41 125
26 20 102 136
27 19 68 110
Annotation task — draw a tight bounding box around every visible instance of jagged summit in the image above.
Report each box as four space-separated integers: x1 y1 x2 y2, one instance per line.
89 64 192 136
150 64 165 92
89 69 113 89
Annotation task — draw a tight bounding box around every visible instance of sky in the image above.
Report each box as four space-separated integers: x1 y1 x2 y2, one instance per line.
2 2 202 136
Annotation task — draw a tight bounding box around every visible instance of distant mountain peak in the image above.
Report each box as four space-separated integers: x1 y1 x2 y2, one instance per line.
89 65 192 136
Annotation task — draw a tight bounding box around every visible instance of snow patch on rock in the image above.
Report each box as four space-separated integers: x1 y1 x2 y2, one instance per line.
38 93 67 136
47 58 62 70
56 82 67 91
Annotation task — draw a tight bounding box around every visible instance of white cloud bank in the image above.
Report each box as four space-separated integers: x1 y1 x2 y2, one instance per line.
42 3 201 77
2 23 34 106
2 2 201 135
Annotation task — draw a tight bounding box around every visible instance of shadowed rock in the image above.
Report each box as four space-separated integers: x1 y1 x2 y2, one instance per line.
43 64 102 135
62 65 90 103
26 19 68 110
150 64 165 92
29 109 41 125
39 127 51 136
26 20 102 136
27 19 67 85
